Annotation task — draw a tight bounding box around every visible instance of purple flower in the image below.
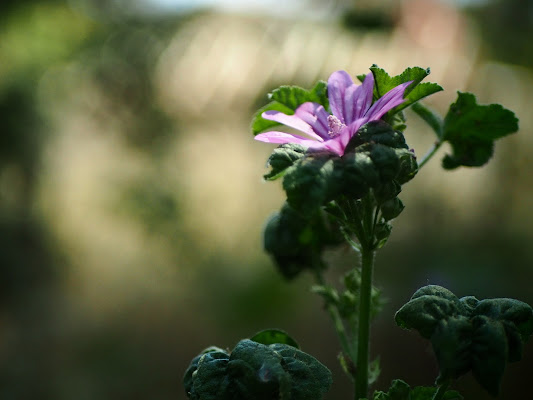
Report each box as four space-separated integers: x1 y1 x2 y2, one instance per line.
255 71 413 156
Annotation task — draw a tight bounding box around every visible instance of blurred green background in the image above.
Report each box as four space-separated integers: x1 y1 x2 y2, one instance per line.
1 0 532 398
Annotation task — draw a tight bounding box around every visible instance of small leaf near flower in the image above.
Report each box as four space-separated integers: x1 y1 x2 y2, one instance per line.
441 92 519 169
368 65 443 114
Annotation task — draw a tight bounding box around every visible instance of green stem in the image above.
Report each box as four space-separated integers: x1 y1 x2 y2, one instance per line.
418 140 443 169
354 245 375 400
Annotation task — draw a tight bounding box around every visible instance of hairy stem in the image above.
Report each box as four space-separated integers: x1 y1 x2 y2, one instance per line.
354 245 375 399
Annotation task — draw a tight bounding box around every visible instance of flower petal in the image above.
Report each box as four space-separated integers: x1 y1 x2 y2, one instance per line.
262 109 323 141
352 73 374 121
316 140 344 156
335 118 366 153
365 81 413 121
254 131 321 146
328 70 355 124
294 102 330 139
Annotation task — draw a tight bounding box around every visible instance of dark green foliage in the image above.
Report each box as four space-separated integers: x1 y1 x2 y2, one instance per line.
262 121 418 276
373 379 463 400
263 203 343 279
184 338 332 400
395 285 533 396
267 121 417 217
282 154 338 215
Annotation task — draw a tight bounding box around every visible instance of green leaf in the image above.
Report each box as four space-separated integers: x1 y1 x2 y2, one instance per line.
370 65 443 113
470 316 507 396
395 285 533 397
410 285 459 302
386 379 411 400
474 298 533 338
441 92 519 169
185 337 332 400
443 92 519 141
404 82 443 110
395 287 463 339
431 317 473 381
188 349 231 400
442 138 494 169
370 66 429 97
251 329 300 349
271 80 328 111
228 340 286 399
264 143 306 181
473 298 533 362
183 347 229 399
271 343 333 399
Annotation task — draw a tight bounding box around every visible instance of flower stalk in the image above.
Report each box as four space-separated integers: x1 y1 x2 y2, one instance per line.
418 140 443 169
355 245 375 400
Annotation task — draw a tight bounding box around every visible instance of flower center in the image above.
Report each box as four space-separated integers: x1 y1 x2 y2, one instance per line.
327 115 345 137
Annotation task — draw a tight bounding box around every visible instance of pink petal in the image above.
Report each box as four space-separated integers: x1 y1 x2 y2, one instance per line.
295 102 330 139
262 109 323 141
352 73 374 121
342 84 357 125
365 81 413 121
328 70 354 124
315 140 344 156
335 118 366 153
254 131 321 146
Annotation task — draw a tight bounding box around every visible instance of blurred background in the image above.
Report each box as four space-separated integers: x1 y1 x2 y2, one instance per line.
1 0 532 398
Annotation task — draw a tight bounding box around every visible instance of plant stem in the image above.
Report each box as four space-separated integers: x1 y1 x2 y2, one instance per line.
354 245 375 399
418 140 443 169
